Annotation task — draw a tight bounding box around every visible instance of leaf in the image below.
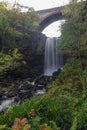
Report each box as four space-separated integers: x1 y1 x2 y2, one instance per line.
0 124 7 130
23 124 30 130
46 126 53 130
70 117 77 130
32 116 41 126
33 116 41 122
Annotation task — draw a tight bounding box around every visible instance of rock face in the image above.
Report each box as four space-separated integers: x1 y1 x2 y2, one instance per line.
0 31 46 88
19 31 46 79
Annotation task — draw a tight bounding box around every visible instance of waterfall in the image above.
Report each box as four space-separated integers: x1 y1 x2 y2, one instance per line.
44 37 63 76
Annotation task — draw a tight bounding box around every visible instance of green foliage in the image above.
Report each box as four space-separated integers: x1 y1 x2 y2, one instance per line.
0 1 87 130
0 1 39 49
70 117 77 130
0 56 87 130
60 0 87 51
0 48 25 78
0 108 60 130
0 1 39 34
7 7 39 33
0 1 39 79
0 124 7 130
0 2 8 12
0 79 86 129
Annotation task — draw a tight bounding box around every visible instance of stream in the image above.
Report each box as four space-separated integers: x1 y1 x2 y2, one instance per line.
0 37 63 113
0 75 49 113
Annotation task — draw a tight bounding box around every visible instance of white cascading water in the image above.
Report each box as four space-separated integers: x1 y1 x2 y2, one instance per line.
44 37 63 76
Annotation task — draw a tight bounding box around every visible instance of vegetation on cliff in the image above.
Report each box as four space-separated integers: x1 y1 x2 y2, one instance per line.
60 0 87 51
0 2 44 82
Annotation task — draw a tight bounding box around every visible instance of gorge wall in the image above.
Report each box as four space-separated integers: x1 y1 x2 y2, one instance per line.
19 31 46 79
0 31 46 86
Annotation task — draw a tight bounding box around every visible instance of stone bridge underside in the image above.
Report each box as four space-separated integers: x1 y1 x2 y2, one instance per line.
37 6 65 31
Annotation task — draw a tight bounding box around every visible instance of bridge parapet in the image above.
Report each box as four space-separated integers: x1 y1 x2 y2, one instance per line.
37 6 64 23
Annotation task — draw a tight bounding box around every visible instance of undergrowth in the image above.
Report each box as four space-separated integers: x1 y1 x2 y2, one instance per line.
0 57 87 130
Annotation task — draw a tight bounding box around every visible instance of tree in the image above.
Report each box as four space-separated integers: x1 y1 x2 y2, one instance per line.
60 0 87 52
0 1 39 79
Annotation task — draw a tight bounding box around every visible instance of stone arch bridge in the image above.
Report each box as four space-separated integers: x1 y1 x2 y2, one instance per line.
37 6 65 31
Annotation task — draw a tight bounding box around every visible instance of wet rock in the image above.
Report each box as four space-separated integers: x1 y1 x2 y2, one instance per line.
35 89 46 95
0 98 15 113
52 68 62 77
18 90 33 99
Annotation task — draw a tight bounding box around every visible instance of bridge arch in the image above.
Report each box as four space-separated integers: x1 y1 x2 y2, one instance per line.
38 8 64 31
